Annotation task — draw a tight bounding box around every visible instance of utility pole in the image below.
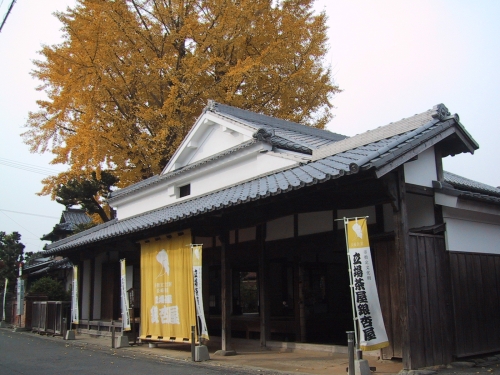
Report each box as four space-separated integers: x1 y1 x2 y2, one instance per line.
0 1 17 33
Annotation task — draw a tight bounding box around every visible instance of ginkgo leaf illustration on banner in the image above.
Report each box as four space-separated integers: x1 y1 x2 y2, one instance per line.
156 249 170 278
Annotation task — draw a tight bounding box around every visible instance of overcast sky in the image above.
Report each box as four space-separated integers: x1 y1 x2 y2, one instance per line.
1 0 499 254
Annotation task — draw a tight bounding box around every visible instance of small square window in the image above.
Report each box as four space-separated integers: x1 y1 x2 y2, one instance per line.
179 184 191 198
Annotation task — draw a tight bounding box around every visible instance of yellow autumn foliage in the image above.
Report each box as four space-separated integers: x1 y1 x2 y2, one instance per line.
23 0 340 194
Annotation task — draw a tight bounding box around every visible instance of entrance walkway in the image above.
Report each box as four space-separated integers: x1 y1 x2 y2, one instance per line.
62 333 403 375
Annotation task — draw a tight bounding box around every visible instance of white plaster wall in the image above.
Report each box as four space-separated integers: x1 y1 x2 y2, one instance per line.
116 152 295 219
81 260 91 320
406 193 435 229
188 126 246 165
443 207 500 254
336 206 376 229
404 147 437 187
298 211 333 236
266 215 294 241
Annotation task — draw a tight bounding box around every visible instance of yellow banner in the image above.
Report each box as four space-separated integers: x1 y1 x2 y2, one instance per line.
347 218 370 249
140 230 195 341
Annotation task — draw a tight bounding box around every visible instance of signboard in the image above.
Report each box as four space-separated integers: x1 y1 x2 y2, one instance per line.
71 265 79 324
140 230 195 341
345 217 389 351
120 259 131 331
192 245 209 340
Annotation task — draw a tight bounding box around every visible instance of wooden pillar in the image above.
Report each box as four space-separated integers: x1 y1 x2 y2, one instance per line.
298 264 306 342
257 224 270 347
217 232 235 355
391 168 414 369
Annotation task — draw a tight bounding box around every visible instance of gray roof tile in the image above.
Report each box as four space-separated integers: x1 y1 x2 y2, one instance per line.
444 171 500 197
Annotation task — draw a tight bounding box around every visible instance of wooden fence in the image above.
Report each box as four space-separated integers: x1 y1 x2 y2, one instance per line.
32 301 70 336
449 251 500 357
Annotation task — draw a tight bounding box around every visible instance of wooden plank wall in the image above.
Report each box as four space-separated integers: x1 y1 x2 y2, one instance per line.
407 234 454 368
372 237 403 360
374 234 455 367
449 252 500 357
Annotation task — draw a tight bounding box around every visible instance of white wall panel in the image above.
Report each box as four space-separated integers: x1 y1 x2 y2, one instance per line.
266 215 294 241
337 206 376 229
298 211 333 236
404 147 437 187
444 206 500 254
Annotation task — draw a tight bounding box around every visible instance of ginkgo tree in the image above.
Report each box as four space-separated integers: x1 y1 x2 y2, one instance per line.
24 0 340 195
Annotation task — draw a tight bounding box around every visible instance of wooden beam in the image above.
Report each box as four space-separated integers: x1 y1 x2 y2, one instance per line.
391 168 415 369
257 224 269 347
218 232 235 355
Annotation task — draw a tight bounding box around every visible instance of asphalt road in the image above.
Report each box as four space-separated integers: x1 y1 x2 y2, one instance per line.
0 329 266 375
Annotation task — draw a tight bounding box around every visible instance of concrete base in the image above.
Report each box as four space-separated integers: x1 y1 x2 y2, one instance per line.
355 359 372 375
0 321 9 328
65 330 76 340
195 345 210 362
12 327 28 332
148 343 158 348
115 335 129 348
214 349 237 356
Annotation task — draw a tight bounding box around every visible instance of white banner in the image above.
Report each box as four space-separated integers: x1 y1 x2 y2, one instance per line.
345 217 389 351
71 265 79 324
16 278 24 315
2 278 7 321
120 259 131 331
192 245 209 340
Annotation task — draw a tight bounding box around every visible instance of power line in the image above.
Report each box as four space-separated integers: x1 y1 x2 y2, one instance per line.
0 0 16 33
0 157 63 176
0 210 39 238
0 209 59 219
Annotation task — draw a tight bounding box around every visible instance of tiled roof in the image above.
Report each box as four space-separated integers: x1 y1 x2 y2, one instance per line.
208 101 347 148
443 171 500 204
43 104 479 254
444 171 500 197
61 209 91 225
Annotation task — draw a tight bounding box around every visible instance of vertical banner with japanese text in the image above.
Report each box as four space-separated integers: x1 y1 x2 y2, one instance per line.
2 278 7 321
16 278 24 315
72 265 79 324
140 230 195 341
120 259 131 331
346 217 389 351
192 245 209 340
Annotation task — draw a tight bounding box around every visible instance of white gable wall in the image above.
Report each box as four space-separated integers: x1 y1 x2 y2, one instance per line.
163 112 255 173
404 147 437 187
114 149 297 219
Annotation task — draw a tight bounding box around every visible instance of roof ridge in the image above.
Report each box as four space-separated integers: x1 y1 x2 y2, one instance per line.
208 101 347 142
312 104 451 161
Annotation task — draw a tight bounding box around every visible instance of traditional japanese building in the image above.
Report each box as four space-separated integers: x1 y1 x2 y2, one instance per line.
42 102 500 370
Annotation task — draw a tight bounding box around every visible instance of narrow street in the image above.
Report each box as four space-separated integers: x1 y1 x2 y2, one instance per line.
0 329 268 375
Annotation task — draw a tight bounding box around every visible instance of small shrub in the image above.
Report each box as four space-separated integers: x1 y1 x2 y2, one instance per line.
29 276 70 301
